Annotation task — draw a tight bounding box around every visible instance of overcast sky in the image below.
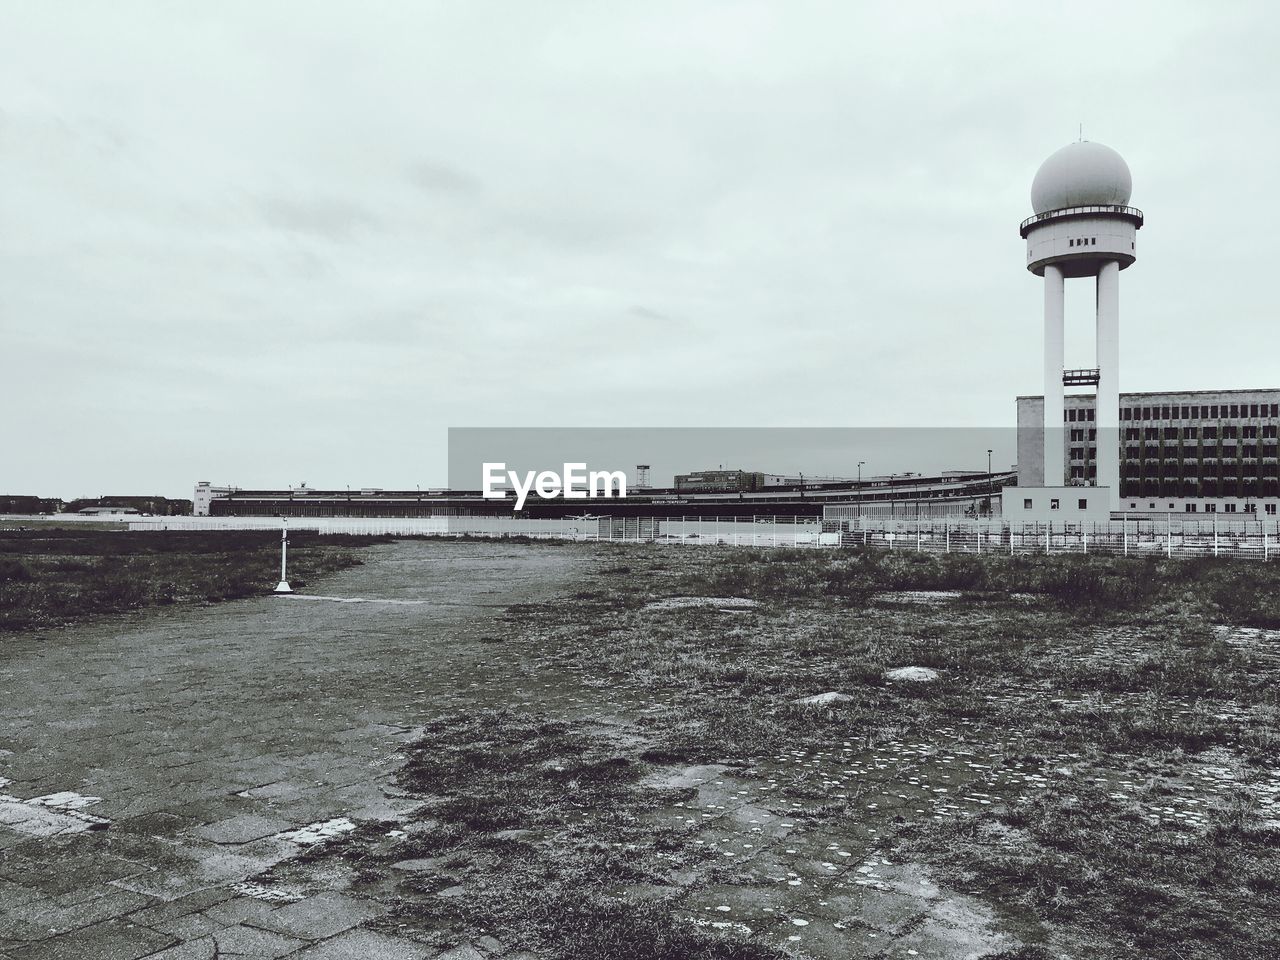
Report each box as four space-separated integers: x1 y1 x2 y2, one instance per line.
3 2 1277 499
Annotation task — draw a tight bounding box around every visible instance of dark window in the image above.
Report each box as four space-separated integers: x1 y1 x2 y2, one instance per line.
1086 409 1095 421
1162 406 1170 419
1050 499 1060 510
1231 404 1240 417
1181 406 1190 419
1069 409 1077 422
1251 404 1259 417
1078 498 1088 509
1023 498 1032 509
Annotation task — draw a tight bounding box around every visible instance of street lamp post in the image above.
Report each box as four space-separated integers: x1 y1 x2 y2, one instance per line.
987 449 993 516
857 461 865 520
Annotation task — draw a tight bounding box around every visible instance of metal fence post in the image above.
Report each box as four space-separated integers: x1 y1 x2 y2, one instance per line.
1213 516 1219 558
1123 516 1128 556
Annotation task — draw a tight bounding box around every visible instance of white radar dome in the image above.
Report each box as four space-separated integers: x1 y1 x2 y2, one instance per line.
1030 141 1132 214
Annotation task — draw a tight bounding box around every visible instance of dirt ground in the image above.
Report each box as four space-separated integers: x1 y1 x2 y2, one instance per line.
1 540 1277 960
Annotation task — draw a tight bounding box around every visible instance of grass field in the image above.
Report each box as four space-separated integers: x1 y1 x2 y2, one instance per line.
0 528 386 631
259 546 1280 959
6 533 1275 957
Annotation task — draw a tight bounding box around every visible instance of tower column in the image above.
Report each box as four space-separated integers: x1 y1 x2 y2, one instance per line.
1043 264 1065 486
1096 259 1121 506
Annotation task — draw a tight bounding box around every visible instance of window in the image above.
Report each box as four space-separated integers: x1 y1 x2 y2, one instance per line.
1023 498 1033 510
1231 404 1240 417
1252 404 1260 417
1224 503 1237 513
1162 406 1170 419
1143 407 1151 419
1272 404 1278 417
1206 503 1217 513
1181 406 1190 419
1267 504 1277 515
1091 238 1096 245
1078 498 1088 509
1185 503 1198 512
1086 409 1095 421
1050 499 1060 510
1069 409 1077 422
1245 503 1257 514
1212 405 1219 418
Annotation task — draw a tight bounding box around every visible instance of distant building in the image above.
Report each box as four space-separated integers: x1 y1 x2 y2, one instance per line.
66 496 193 516
194 482 239 516
0 495 65 515
673 470 766 493
76 505 141 516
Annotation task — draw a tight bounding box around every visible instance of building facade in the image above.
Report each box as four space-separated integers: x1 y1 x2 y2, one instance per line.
1017 389 1280 515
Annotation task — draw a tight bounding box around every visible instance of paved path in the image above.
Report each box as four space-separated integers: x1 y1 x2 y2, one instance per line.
0 541 587 960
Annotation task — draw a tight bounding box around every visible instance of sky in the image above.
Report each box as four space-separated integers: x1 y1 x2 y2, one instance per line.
3 1 1278 499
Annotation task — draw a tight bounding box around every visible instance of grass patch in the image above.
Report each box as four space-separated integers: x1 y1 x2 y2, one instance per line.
0 529 388 631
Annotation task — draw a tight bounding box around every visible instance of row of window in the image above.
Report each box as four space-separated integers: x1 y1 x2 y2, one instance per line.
1186 502 1276 513
1120 402 1279 421
1127 502 1278 514
1123 426 1279 440
1122 481 1280 496
1064 403 1280 422
1025 497 1093 511
1068 238 1098 248
1068 446 1280 461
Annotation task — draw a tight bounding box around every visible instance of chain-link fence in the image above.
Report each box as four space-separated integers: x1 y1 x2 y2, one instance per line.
117 514 1280 560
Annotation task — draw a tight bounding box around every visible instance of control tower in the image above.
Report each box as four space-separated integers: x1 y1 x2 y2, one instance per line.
1020 140 1143 512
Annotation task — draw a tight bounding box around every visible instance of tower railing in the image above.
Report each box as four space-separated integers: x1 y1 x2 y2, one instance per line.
1020 204 1144 236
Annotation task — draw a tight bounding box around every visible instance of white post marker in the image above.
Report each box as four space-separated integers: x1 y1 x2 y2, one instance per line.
274 520 293 594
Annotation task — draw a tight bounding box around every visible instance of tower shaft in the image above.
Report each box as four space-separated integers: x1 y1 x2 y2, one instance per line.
1096 260 1121 508
1042 265 1065 487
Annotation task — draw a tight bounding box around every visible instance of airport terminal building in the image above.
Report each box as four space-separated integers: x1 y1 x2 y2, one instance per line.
1017 388 1280 514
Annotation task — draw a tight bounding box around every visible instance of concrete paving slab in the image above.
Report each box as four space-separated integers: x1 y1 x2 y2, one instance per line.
250 891 385 940
290 929 433 960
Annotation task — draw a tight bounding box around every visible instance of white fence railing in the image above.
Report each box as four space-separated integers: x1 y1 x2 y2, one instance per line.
110 514 1280 560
